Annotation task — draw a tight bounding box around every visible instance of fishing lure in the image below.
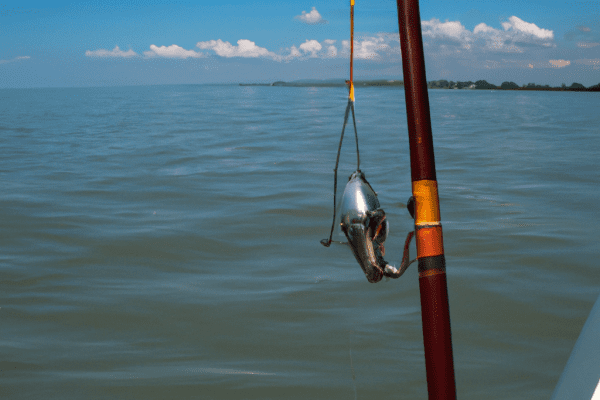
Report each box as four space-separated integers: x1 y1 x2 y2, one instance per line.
319 92 415 282
340 170 391 283
322 168 414 283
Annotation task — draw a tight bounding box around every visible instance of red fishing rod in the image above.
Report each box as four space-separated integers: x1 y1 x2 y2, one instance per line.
396 0 457 399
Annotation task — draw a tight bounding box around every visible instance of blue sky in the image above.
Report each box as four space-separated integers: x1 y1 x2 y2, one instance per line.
1 0 599 88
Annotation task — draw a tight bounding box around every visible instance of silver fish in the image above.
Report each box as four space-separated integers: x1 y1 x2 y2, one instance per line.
339 171 386 282
339 170 414 283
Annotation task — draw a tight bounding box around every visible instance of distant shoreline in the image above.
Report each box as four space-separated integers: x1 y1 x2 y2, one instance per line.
240 79 600 92
240 80 404 88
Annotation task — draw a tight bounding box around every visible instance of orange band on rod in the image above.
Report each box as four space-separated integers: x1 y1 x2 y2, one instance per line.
416 225 444 258
412 180 441 225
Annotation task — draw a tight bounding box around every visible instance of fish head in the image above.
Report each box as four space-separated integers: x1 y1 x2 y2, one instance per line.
340 171 389 283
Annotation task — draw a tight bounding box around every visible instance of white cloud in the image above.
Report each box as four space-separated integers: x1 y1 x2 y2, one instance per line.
473 23 498 34
272 35 395 61
192 38 338 62
85 46 137 58
354 35 390 59
502 16 553 40
509 59 574 70
549 59 570 68
423 19 471 41
197 39 275 58
144 44 203 59
289 45 302 58
421 16 554 54
336 34 398 60
295 7 327 24
0 55 31 64
341 40 350 54
299 40 322 57
276 45 303 62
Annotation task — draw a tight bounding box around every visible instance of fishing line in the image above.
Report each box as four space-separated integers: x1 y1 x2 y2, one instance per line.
320 98 360 248
321 0 360 248
348 330 358 400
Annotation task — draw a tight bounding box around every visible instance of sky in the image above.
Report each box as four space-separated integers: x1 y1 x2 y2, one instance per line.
1 0 599 88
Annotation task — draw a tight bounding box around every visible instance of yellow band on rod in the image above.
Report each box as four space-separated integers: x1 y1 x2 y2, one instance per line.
412 180 441 225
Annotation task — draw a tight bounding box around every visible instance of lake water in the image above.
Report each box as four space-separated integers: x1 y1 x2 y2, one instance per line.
1 84 599 399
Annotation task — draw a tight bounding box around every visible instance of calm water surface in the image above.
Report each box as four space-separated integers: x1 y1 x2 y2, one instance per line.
1 85 599 399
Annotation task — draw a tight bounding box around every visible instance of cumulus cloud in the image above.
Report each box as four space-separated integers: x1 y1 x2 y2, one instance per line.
299 40 322 57
549 59 570 68
354 35 391 59
423 19 471 42
289 45 302 58
85 46 137 58
578 26 591 32
295 7 327 24
275 36 394 60
473 23 497 34
335 35 397 60
422 16 555 54
502 16 553 40
341 40 350 54
277 40 338 61
192 38 340 62
144 44 203 59
197 39 275 58
275 45 303 62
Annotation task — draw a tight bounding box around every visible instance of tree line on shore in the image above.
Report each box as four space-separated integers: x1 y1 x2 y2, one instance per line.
427 79 600 91
240 79 600 91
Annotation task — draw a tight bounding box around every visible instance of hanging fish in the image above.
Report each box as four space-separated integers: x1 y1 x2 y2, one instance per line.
337 170 414 283
339 170 389 282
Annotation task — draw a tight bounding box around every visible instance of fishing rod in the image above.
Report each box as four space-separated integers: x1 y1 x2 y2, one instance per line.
396 0 457 398
321 0 456 394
